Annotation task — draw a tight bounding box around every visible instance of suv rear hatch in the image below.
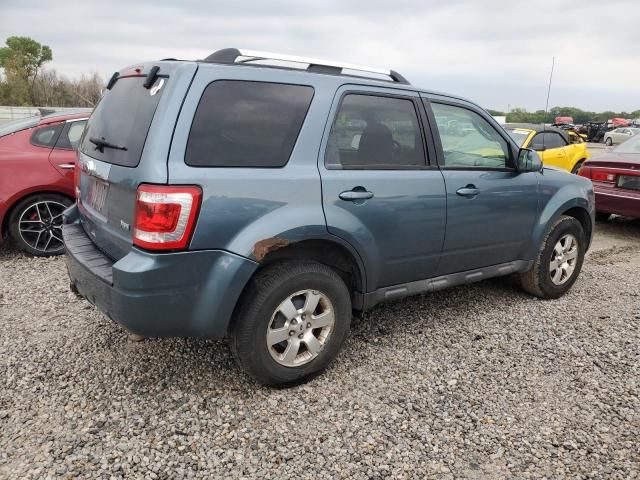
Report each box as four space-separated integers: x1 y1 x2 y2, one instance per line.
76 62 197 260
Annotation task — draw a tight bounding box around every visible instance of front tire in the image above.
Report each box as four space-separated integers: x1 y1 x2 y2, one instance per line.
605 137 613 146
230 261 352 387
8 194 73 256
519 215 586 299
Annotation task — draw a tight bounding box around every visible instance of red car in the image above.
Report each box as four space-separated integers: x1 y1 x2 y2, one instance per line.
578 133 640 220
0 110 90 256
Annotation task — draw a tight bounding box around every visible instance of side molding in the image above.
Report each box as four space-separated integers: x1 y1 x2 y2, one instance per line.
361 260 532 310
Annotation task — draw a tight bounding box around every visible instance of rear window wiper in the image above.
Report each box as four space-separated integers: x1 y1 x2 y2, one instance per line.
89 137 128 153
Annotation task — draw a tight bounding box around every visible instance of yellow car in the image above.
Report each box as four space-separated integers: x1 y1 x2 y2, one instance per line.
505 124 591 173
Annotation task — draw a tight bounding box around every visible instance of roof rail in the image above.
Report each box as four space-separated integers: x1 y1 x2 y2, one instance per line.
203 48 410 84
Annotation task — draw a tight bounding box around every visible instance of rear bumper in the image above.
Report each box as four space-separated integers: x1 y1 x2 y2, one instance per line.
63 207 258 338
593 185 640 218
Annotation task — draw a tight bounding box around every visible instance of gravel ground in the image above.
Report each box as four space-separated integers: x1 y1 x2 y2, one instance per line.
1 218 639 479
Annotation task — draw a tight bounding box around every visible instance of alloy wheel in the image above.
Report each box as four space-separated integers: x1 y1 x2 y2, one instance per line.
18 201 67 254
266 289 335 367
549 233 578 285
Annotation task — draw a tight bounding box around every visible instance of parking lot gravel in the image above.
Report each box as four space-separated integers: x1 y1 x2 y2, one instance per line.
1 218 639 479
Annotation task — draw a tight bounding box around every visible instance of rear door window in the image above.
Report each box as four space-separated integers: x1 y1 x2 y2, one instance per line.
80 76 166 167
185 81 314 167
325 93 426 169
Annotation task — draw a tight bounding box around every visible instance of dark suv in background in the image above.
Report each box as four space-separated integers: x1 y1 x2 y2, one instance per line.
64 49 594 386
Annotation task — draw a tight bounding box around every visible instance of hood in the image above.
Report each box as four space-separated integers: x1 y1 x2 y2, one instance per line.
543 165 566 173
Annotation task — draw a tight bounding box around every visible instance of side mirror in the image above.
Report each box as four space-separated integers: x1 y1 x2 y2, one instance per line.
517 148 543 173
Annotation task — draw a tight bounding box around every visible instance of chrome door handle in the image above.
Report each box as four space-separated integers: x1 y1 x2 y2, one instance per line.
456 185 480 198
339 189 374 201
58 163 76 170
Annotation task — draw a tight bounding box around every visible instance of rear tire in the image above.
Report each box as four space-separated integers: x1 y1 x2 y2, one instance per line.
230 261 352 387
605 137 613 146
8 193 72 256
519 215 585 299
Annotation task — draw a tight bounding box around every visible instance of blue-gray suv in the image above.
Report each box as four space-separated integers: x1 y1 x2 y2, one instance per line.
64 48 595 386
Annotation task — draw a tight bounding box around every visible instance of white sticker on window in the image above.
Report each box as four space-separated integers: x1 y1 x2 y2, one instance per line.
150 78 165 96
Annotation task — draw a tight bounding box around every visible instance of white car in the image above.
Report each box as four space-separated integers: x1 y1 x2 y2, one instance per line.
603 127 640 146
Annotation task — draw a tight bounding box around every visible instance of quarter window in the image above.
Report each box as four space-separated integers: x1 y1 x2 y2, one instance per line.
31 124 63 148
430 103 510 168
186 81 314 168
55 121 87 150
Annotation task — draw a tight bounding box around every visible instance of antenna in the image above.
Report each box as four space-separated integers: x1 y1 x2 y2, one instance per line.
542 56 555 152
544 56 555 123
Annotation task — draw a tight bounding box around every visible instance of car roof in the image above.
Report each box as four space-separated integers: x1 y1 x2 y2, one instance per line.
156 48 482 108
503 123 570 142
38 109 92 125
504 125 535 132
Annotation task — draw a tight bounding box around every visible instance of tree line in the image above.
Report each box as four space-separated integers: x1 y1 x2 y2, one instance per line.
487 107 640 124
0 36 102 108
2 36 639 120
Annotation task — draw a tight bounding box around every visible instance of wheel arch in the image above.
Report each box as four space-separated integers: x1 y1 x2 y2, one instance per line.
228 237 367 333
526 188 594 261
1 189 74 240
257 238 366 306
571 157 587 173
562 206 593 248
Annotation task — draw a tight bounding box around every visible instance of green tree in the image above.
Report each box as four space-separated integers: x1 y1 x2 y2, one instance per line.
0 36 52 105
506 108 549 123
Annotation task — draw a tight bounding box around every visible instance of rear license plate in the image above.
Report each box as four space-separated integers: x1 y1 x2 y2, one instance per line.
617 175 640 191
86 177 109 214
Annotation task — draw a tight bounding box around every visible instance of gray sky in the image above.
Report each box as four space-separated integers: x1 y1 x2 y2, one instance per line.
1 0 638 112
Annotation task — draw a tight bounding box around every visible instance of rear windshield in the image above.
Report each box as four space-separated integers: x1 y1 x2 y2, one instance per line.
613 134 640 154
0 116 40 138
506 129 530 147
80 76 166 167
185 80 314 168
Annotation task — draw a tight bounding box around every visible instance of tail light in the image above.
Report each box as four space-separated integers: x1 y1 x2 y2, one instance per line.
577 166 591 179
578 165 618 184
591 170 616 183
133 184 202 251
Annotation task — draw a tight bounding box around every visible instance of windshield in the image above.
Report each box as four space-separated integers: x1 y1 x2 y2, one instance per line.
0 115 40 138
613 133 640 154
506 129 530 147
80 75 166 167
